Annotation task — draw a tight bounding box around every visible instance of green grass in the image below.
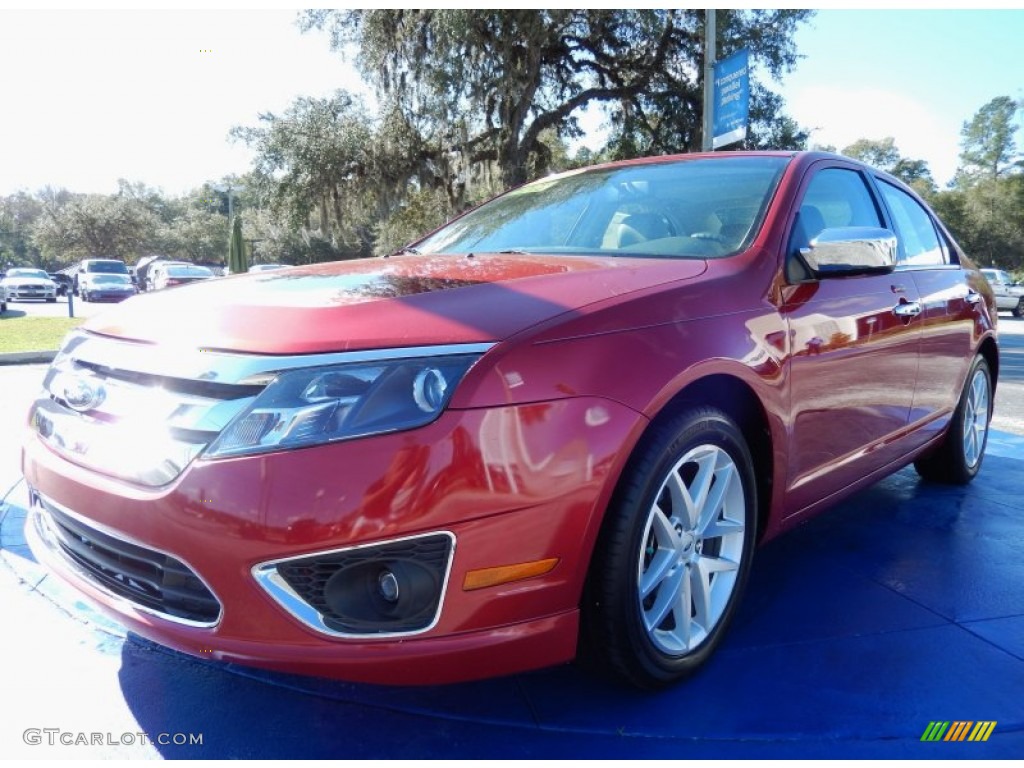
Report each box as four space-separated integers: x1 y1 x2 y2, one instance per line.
0 315 85 354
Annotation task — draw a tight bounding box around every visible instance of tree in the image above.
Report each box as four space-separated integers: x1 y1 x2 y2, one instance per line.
0 192 46 268
956 95 1021 184
232 91 402 258
840 136 936 195
301 9 813 192
841 137 900 170
31 190 159 264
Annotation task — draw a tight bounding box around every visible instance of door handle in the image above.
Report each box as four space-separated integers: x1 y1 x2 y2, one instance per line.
892 301 922 318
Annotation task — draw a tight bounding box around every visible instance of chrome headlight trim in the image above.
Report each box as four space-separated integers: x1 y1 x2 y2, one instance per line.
56 330 494 385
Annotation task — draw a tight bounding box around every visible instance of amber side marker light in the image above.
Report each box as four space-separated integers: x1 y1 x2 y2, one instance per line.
463 558 559 591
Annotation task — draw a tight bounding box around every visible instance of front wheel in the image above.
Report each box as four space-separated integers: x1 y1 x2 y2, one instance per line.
582 406 757 689
915 355 992 484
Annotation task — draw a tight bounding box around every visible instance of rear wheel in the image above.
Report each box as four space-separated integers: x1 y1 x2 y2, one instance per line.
583 406 757 689
915 355 992 484
1013 298 1023 318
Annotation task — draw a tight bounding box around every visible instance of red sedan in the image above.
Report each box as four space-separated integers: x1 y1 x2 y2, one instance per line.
23 151 998 689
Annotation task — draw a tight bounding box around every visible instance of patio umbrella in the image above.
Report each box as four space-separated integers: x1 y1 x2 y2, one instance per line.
228 215 248 275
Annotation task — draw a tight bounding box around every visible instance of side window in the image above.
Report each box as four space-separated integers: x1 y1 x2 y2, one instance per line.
878 181 946 266
791 168 883 252
803 168 883 228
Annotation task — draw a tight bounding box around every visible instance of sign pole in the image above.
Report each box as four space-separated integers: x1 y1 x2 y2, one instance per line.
702 9 716 152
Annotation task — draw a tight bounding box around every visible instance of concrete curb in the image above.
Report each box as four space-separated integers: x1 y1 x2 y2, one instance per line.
0 350 56 366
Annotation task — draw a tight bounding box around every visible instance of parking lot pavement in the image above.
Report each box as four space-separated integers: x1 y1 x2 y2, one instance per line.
2 364 1023 757
1 293 120 320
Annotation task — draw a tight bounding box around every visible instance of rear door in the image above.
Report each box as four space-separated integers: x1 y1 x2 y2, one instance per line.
873 177 981 447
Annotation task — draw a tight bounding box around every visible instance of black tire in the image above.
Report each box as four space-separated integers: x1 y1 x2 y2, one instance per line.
1013 299 1023 318
582 406 758 690
46 297 56 303
915 355 992 484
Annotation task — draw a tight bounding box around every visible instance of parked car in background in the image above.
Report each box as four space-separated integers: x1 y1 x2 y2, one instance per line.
74 258 130 296
135 255 168 292
48 273 74 297
980 268 1024 317
23 151 998 691
1 267 57 302
144 261 191 291
80 273 137 302
150 263 215 290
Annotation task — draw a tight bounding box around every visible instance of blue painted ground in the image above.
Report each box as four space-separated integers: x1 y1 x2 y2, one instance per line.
2 433 1022 759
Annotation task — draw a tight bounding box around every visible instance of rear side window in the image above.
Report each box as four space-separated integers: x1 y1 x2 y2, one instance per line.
878 181 947 266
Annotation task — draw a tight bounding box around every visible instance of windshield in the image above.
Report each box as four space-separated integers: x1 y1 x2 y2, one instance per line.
7 268 49 279
168 266 213 277
86 261 129 274
416 156 789 260
93 274 131 284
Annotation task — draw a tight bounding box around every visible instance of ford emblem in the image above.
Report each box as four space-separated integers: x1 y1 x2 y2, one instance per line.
62 374 106 412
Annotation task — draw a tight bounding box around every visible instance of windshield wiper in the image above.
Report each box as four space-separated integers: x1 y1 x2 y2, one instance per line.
385 246 421 258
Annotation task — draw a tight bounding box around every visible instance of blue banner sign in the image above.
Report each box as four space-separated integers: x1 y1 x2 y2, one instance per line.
712 49 750 149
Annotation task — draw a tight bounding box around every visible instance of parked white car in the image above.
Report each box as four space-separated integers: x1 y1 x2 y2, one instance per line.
980 268 1024 317
1 268 58 303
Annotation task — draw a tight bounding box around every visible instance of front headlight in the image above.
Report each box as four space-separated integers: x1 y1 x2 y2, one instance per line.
204 354 480 459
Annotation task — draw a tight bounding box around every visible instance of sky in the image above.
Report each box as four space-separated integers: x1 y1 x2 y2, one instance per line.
0 5 1022 197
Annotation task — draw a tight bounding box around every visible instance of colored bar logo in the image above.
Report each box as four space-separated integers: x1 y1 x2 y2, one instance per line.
921 721 997 742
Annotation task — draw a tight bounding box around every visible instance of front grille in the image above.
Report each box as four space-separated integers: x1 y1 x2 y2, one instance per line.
33 333 263 486
39 501 220 625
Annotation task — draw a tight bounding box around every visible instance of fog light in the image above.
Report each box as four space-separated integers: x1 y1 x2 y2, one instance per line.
257 532 454 637
378 569 400 603
322 559 441 631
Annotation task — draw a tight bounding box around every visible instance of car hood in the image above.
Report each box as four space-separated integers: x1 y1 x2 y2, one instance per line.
3 276 54 286
82 254 707 355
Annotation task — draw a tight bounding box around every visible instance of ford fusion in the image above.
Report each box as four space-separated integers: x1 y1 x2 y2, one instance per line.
23 152 999 689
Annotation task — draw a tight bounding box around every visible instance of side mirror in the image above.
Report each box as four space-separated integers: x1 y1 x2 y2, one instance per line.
798 226 897 278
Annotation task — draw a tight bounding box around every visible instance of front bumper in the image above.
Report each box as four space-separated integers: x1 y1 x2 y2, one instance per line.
6 286 55 300
23 396 642 684
83 290 134 301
